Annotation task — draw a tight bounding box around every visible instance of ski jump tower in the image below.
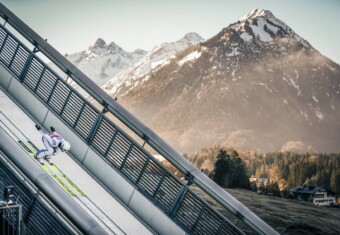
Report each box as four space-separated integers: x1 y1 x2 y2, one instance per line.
0 3 278 235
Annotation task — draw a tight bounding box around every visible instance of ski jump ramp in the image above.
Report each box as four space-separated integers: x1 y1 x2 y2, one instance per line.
0 116 115 235
0 104 150 235
0 3 278 235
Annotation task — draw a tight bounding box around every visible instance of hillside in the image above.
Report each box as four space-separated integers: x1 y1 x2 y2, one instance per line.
191 186 340 235
106 9 340 154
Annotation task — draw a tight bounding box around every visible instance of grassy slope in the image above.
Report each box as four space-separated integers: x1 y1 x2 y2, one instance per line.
191 186 340 235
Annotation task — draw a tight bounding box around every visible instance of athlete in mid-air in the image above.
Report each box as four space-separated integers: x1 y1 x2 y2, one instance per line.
35 125 71 164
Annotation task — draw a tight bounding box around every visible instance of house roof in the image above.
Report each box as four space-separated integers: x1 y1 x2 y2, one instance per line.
290 184 336 195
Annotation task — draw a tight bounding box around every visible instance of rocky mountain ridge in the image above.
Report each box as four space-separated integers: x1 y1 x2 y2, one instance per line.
64 38 147 87
103 32 204 96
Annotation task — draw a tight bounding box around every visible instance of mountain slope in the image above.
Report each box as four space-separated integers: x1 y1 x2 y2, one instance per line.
103 32 204 96
108 9 340 154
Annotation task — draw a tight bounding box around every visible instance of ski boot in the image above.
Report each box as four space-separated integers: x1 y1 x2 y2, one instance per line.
35 124 41 131
45 158 54 165
38 158 44 165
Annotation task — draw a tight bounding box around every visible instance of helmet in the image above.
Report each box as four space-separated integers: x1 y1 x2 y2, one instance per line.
60 141 71 152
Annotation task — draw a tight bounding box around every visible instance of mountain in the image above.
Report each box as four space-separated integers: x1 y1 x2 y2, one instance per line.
105 9 340 154
63 38 147 87
103 32 204 96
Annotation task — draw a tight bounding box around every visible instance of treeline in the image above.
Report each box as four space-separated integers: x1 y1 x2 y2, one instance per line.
184 146 340 197
242 151 340 196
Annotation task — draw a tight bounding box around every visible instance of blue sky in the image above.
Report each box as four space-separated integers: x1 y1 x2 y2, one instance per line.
1 0 340 64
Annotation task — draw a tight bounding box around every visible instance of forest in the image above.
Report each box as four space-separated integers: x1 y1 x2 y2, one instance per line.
242 151 340 197
182 145 340 198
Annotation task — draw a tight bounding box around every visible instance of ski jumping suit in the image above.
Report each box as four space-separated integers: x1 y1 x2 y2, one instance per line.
35 130 65 160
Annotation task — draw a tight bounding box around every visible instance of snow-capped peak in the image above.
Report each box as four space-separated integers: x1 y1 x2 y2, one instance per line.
239 9 292 34
240 9 274 21
220 8 314 47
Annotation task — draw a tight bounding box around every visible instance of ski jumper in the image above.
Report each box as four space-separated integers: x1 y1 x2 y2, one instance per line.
35 130 65 160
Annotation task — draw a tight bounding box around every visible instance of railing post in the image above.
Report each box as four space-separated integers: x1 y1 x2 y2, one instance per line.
120 144 133 170
142 134 149 148
19 53 33 83
86 113 103 145
23 190 40 224
216 220 225 235
8 44 20 69
2 16 8 27
136 158 150 184
104 131 118 156
46 79 59 104
72 103 86 129
191 204 206 233
235 212 244 226
59 90 72 116
153 171 166 198
86 102 110 145
169 186 187 218
33 67 46 92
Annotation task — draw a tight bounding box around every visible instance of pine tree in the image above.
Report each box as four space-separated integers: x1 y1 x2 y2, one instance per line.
212 149 229 187
330 168 338 193
211 148 249 189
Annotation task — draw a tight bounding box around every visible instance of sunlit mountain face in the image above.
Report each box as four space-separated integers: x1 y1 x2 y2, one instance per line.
107 9 340 154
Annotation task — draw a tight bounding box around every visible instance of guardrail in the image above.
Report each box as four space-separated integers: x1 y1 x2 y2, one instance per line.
0 3 278 235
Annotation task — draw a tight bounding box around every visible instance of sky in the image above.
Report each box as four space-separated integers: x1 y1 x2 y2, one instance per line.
1 0 340 64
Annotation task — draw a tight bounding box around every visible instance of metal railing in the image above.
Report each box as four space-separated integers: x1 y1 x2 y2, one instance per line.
0 3 278 234
0 203 22 235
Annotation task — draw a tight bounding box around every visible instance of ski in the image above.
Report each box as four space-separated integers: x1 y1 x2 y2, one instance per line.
26 137 85 196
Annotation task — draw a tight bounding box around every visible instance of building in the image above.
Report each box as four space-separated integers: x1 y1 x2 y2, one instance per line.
290 184 337 206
